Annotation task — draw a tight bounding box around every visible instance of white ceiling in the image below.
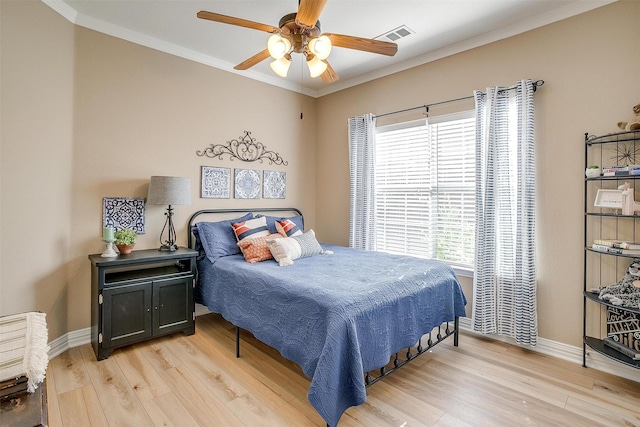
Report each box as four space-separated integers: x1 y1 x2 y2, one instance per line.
44 0 615 97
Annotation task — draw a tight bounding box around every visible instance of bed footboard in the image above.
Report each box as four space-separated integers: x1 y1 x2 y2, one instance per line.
234 317 460 383
364 317 459 387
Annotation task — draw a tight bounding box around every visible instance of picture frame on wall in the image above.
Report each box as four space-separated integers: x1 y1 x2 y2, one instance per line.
263 170 286 199
103 197 145 234
201 166 231 199
234 168 261 199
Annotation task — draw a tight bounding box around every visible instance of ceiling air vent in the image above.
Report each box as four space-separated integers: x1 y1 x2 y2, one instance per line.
376 25 414 43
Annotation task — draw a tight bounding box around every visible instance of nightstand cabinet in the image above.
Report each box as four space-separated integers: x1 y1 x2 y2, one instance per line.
89 248 197 360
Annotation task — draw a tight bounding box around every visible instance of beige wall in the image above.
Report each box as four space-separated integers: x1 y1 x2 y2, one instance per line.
1 0 75 338
316 1 640 347
2 0 639 354
1 0 316 340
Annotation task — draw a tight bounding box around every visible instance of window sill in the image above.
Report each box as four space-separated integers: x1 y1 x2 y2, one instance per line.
450 265 474 279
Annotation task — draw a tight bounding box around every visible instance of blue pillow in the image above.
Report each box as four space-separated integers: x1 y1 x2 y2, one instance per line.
194 213 253 262
256 214 304 234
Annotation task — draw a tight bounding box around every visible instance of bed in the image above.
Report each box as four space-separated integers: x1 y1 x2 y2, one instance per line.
189 208 467 426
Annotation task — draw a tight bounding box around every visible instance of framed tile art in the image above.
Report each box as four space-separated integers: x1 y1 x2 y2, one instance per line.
263 170 286 199
201 166 231 198
234 168 261 199
103 197 145 234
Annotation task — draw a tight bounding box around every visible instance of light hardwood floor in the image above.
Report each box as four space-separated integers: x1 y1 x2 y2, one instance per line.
46 313 640 426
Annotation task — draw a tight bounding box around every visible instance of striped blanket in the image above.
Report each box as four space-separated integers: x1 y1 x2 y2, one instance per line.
0 312 49 393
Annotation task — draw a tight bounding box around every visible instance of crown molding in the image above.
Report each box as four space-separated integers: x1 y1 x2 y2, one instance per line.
316 0 617 97
42 0 616 99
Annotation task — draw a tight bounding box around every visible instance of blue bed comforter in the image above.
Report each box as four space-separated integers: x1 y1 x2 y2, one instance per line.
196 244 467 426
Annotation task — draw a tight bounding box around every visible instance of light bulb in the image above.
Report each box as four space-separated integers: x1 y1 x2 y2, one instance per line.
309 35 332 60
270 56 291 77
306 55 327 78
267 34 291 60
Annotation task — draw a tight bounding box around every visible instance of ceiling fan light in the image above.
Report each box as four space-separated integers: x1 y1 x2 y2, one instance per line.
267 34 291 59
306 55 327 78
309 35 332 60
270 56 291 77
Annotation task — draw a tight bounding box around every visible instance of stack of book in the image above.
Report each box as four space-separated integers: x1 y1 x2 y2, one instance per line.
602 165 640 176
591 239 640 255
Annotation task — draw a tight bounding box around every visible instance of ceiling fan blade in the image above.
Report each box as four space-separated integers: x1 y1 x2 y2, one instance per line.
197 11 278 33
320 60 339 83
295 0 328 28
234 49 271 70
325 33 398 56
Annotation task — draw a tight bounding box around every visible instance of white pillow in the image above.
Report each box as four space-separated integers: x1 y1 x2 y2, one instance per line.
267 229 329 266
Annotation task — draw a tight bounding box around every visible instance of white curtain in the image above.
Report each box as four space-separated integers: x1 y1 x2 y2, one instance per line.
348 113 377 250
473 79 538 346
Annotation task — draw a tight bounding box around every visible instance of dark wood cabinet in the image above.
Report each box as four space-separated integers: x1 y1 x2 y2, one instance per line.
89 248 197 360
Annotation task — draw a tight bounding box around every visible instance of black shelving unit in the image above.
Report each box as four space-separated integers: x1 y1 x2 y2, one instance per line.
583 130 640 370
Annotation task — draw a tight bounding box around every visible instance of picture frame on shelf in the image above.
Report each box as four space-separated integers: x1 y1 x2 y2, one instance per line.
594 189 623 209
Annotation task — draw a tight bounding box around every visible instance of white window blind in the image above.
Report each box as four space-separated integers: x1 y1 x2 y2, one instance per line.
375 111 475 270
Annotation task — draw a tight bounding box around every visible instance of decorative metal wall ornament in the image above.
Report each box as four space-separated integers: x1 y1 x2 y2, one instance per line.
196 131 288 166
201 166 231 198
263 170 286 199
103 197 145 234
612 142 640 165
234 169 261 199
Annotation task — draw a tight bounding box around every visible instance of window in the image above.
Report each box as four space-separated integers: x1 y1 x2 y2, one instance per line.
375 111 475 273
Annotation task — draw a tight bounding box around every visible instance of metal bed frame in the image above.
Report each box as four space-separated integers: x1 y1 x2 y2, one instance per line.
188 208 460 422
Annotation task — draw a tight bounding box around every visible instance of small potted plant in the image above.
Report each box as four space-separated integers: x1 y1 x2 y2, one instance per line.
114 228 137 254
585 165 601 178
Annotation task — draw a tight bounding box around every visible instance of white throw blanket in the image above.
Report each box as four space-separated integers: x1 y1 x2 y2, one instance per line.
0 312 49 392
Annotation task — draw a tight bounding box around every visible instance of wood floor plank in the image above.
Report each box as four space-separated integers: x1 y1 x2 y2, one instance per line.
158 364 244 426
364 379 445 425
47 315 640 427
78 344 153 426
162 335 249 404
187 327 297 410
564 395 640 426
226 392 291 426
141 391 200 427
45 362 63 427
112 344 172 402
49 346 91 394
57 384 109 427
56 387 91 427
343 395 429 427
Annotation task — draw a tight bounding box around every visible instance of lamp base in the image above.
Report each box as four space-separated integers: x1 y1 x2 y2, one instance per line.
101 241 118 258
158 243 178 252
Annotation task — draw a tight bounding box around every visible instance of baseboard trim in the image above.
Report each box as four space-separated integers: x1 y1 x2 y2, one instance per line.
458 317 640 383
47 315 639 383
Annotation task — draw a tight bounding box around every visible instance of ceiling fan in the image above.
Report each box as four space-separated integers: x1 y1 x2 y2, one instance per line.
197 0 398 83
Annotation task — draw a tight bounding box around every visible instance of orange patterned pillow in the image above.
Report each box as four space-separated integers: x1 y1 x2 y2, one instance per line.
237 233 283 263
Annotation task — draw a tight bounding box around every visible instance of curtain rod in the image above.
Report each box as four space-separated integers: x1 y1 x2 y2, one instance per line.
375 79 544 119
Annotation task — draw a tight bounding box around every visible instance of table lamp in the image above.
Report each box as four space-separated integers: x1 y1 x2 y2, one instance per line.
147 176 191 251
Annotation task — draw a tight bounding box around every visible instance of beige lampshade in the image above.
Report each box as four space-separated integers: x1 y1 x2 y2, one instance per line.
147 176 191 205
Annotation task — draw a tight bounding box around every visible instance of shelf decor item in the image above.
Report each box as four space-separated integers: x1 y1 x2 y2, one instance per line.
585 166 601 178
147 176 192 252
593 189 622 209
101 226 117 258
114 228 137 254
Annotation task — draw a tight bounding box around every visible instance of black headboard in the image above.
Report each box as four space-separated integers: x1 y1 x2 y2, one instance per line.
187 207 303 249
